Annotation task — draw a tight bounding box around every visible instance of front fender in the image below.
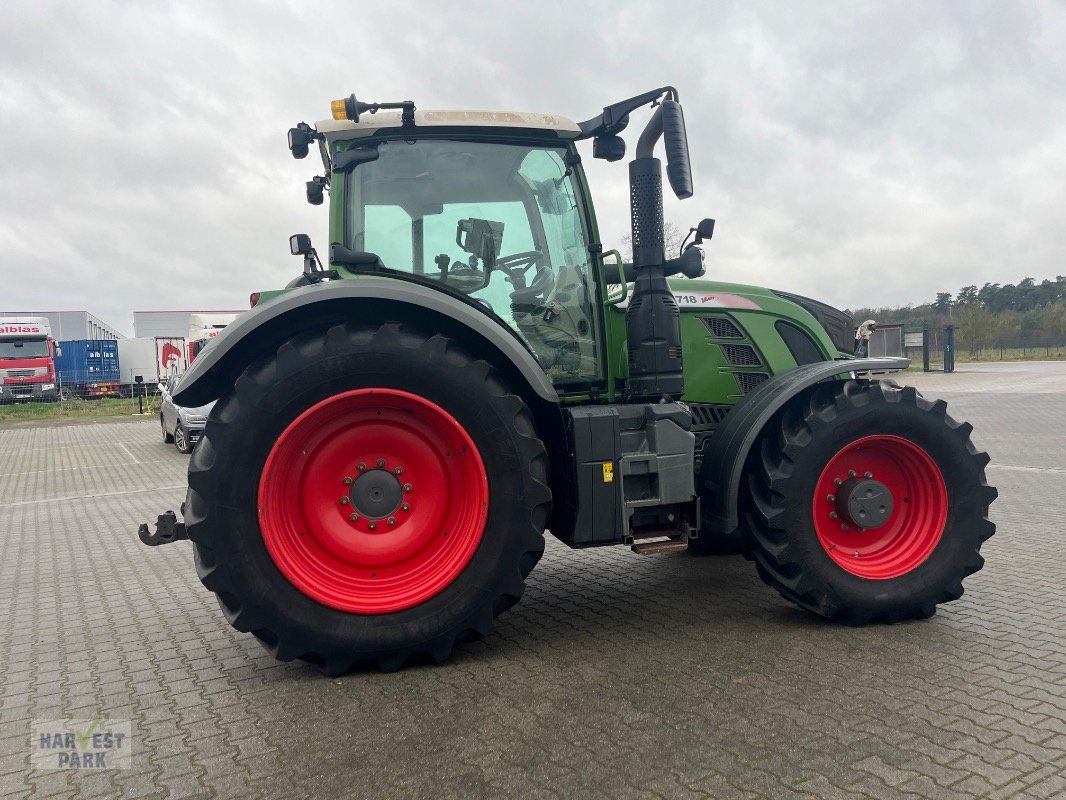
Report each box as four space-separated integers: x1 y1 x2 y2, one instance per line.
173 279 559 408
700 357 909 535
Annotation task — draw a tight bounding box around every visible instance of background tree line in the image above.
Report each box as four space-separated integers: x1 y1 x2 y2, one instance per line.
850 275 1066 357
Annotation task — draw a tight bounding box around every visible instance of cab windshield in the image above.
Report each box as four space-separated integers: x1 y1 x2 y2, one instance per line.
0 338 49 359
344 139 603 386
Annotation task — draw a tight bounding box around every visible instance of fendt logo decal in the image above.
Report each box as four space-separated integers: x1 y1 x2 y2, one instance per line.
0 325 43 334
160 342 182 370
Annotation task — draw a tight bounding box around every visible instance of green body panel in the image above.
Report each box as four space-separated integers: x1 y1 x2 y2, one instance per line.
603 278 841 406
255 288 288 306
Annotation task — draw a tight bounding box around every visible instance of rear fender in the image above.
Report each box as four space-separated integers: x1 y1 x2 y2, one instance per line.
700 357 910 535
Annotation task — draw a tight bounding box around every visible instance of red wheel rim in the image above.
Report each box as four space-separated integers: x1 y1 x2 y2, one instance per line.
258 389 489 614
812 435 947 580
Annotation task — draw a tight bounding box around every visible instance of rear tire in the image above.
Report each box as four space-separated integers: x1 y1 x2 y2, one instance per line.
185 322 551 672
746 380 996 623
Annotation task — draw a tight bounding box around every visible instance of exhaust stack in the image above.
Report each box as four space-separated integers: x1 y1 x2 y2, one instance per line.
625 97 693 401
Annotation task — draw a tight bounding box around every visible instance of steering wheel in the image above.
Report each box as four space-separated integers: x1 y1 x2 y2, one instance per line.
496 250 555 305
495 251 543 275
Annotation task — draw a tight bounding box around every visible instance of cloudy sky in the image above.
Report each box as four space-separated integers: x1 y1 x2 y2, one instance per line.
1 1 1063 335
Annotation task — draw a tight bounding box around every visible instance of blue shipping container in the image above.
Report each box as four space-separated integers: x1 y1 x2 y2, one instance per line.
55 340 121 385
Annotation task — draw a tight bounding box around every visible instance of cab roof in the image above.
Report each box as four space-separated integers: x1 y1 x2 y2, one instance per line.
317 109 581 143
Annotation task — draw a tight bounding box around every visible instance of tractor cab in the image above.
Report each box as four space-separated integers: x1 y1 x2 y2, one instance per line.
322 124 605 386
283 91 705 396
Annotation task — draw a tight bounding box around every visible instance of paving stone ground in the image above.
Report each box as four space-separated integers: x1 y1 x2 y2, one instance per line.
0 361 1063 799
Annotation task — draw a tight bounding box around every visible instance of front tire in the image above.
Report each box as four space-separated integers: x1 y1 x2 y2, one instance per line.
746 380 996 623
161 415 174 443
185 322 551 672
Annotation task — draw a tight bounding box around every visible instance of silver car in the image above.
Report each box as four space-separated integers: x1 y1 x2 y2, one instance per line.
159 375 215 454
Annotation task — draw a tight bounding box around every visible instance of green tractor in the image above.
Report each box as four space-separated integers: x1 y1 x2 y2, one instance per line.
140 88 996 672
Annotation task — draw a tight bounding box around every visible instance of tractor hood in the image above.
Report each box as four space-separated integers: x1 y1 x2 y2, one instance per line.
651 278 855 357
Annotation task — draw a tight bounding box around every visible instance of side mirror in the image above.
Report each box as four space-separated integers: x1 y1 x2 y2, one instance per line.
290 233 313 256
695 218 715 243
287 126 312 159
55 346 62 358
661 99 693 200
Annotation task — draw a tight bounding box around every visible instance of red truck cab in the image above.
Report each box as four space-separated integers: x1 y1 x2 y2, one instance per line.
0 317 59 402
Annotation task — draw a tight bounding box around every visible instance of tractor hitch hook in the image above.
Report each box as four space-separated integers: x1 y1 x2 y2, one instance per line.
138 510 188 546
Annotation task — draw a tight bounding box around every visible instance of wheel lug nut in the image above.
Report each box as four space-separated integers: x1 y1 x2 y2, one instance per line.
403 483 412 493
357 462 366 472
864 471 873 478
842 524 849 531
340 497 349 505
394 466 403 475
401 503 410 512
387 517 396 526
342 476 353 486
368 521 376 530
834 478 842 486
827 494 835 502
848 470 856 477
349 513 358 522
829 511 838 519
376 458 386 468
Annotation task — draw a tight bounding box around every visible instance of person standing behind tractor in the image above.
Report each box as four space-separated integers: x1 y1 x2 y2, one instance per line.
854 319 877 357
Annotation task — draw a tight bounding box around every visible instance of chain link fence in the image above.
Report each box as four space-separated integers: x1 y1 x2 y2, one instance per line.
961 337 1066 361
906 329 1066 367
0 371 160 412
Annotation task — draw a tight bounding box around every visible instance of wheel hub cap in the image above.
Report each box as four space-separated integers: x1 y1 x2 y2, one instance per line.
835 477 893 530
350 469 403 520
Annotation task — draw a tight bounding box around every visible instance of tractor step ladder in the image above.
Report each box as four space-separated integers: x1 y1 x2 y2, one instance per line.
629 528 689 555
631 539 688 555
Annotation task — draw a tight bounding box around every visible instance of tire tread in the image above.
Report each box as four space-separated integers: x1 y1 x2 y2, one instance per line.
746 379 996 623
186 322 549 671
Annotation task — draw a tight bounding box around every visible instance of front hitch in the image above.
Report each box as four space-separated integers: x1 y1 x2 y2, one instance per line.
138 510 188 546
